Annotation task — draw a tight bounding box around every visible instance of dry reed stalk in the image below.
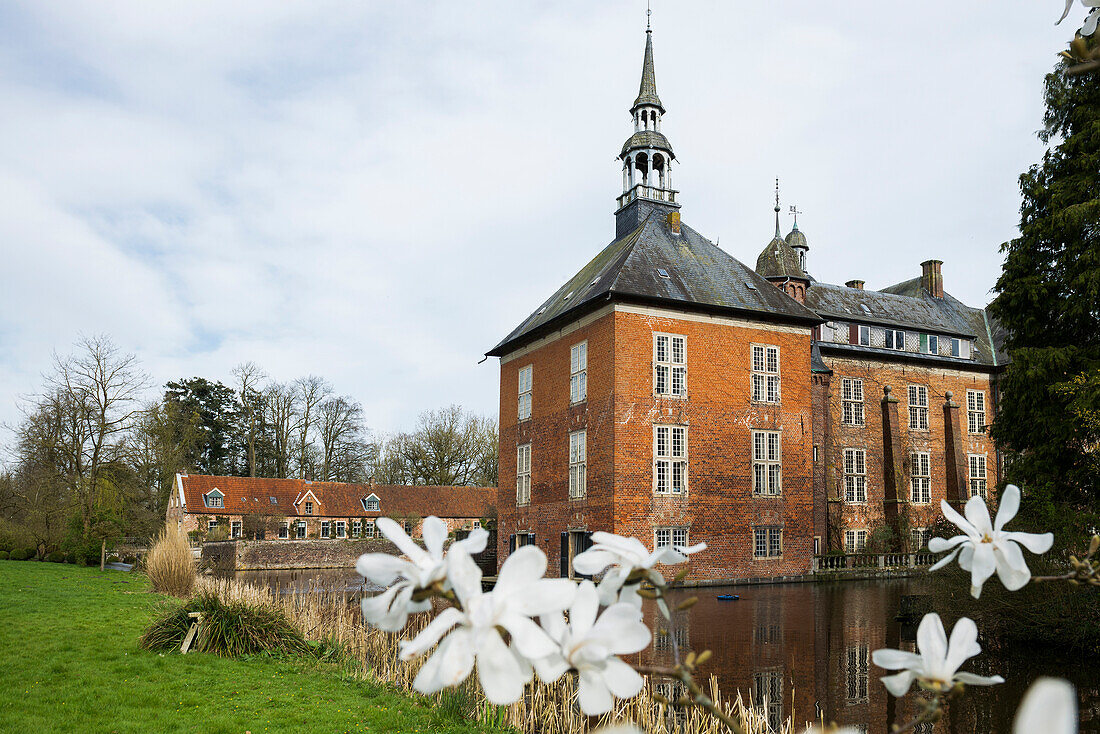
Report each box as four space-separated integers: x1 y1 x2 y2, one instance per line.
195 575 798 734
145 524 196 598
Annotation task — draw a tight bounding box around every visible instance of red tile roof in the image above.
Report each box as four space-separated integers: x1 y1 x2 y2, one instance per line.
177 474 497 520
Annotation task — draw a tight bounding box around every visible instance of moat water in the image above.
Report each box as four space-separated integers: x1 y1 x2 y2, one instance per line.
233 569 1098 733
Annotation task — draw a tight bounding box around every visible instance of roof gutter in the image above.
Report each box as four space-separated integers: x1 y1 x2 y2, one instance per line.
982 310 998 367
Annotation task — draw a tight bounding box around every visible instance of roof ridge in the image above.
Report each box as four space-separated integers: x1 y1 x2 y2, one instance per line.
607 215 652 294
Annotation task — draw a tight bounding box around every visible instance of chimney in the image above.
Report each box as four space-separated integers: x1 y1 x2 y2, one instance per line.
845 279 865 290
666 211 681 235
921 260 944 298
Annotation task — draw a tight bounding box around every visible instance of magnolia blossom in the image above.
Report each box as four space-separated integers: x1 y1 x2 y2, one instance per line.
572 531 707 606
1014 678 1077 734
356 516 488 631
872 613 1003 697
928 485 1053 599
1059 0 1100 37
533 580 651 714
399 545 576 704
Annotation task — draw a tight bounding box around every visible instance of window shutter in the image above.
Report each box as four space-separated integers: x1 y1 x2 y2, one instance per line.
560 532 569 578
848 323 858 344
919 334 928 352
509 534 516 554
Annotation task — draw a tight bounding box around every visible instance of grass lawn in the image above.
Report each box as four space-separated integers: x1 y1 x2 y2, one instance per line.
0 561 496 734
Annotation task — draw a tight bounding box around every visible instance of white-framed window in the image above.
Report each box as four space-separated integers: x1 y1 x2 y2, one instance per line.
279 522 289 539
654 526 689 550
570 342 587 404
364 520 376 539
230 520 242 538
320 521 331 538
858 325 871 346
361 494 380 512
335 521 346 538
752 430 782 496
569 430 587 500
910 451 931 504
403 519 413 533
204 490 224 508
472 519 481 529
967 390 986 434
753 526 782 558
208 519 218 533
846 645 869 703
516 443 532 505
654 425 687 494
841 378 865 426
845 529 868 552
751 344 780 403
951 338 962 357
969 454 988 498
844 448 867 503
921 334 939 354
885 329 905 350
908 385 929 430
304 501 314 515
911 527 930 550
518 365 533 420
352 520 362 538
296 521 306 539
654 334 686 397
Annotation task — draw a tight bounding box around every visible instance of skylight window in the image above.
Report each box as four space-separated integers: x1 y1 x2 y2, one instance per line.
563 291 574 301
589 277 600 287
657 268 670 279
538 306 547 314
859 303 872 314
745 281 757 290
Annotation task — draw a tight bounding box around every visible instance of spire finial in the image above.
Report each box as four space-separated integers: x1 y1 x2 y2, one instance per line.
774 178 781 237
789 204 802 231
646 0 651 30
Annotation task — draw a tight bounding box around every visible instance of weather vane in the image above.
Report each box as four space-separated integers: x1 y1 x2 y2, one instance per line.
647 0 651 29
790 205 802 227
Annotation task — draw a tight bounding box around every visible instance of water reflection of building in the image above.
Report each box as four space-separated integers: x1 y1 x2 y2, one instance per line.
634 579 1098 734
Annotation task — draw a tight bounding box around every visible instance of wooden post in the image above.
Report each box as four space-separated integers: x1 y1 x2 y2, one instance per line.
181 612 204 654
100 538 106 571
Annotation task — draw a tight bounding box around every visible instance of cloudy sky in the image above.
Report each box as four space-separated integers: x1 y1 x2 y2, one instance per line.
0 1 1076 446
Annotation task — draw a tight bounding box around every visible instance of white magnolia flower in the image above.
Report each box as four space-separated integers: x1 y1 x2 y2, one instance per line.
871 613 1004 697
399 545 576 705
572 531 707 606
356 516 488 631
928 485 1053 599
1014 677 1077 734
532 580 651 714
1058 0 1100 37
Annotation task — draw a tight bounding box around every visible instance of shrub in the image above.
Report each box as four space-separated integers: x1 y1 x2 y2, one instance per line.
0 550 9 560
46 551 66 563
9 549 32 561
140 593 311 658
146 526 196 598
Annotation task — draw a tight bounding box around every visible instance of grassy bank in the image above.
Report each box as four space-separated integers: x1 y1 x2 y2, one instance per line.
0 561 500 734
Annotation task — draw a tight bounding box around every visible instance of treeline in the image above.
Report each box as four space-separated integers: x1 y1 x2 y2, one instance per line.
0 336 497 558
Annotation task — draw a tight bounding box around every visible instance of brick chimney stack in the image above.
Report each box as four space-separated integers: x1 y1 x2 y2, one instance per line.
921 260 944 298
845 279 865 290
666 211 681 235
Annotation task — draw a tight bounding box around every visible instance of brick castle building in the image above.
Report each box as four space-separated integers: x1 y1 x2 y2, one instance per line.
486 24 1002 584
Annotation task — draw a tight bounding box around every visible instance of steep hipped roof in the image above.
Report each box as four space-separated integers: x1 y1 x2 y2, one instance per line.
487 210 820 357
633 29 664 111
808 280 1006 367
177 475 497 519
756 234 807 280
620 130 675 158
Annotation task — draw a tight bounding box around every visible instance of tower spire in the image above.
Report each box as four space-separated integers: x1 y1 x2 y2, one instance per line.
774 178 782 238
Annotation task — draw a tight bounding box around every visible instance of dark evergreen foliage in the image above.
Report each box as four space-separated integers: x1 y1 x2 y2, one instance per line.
989 46 1100 532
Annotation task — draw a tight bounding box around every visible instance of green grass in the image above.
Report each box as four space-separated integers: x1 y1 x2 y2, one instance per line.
0 561 497 734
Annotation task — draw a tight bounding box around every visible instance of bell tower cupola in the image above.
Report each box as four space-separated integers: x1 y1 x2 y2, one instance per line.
615 11 680 238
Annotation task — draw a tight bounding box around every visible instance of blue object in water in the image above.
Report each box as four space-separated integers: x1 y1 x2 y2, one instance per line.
716 594 740 601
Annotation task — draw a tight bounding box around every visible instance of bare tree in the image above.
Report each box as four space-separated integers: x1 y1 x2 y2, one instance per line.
318 395 373 481
293 376 331 479
232 361 267 477
374 406 497 487
263 382 299 479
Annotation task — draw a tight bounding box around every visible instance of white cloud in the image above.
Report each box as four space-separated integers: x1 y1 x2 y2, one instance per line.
0 0 1071 449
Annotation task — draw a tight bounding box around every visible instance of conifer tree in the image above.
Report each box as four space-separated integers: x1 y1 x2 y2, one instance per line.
989 45 1100 527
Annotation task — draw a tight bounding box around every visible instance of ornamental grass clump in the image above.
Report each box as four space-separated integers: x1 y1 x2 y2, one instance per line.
140 592 311 658
145 525 195 598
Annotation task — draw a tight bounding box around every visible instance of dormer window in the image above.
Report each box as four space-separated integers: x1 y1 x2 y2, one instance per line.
304 501 314 515
204 490 224 508
361 494 380 512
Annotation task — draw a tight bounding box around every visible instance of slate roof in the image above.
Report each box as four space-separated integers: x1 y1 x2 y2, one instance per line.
487 209 821 357
620 130 675 158
785 226 807 251
756 234 807 280
633 29 664 111
807 279 1006 368
177 474 497 519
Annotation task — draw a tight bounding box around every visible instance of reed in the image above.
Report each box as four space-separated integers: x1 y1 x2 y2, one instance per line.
145 525 196 598
192 576 796 734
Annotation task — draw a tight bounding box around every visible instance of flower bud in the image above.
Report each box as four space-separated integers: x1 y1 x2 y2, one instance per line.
1089 535 1099 557
695 650 712 666
676 596 699 610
